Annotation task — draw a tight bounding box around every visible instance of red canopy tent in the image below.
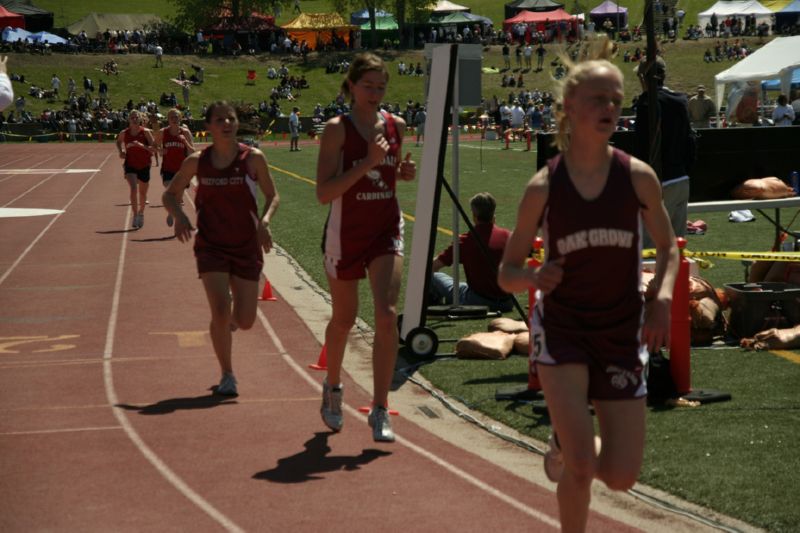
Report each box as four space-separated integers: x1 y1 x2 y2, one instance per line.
504 7 574 27
503 7 577 41
0 5 25 29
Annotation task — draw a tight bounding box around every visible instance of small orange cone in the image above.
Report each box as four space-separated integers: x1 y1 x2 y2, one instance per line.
259 278 277 301
308 344 327 370
358 404 399 416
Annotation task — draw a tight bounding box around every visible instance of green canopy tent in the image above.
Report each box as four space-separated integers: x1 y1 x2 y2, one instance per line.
360 15 399 30
360 14 399 43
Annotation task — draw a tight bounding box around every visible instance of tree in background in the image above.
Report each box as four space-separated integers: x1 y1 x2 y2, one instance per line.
170 0 290 32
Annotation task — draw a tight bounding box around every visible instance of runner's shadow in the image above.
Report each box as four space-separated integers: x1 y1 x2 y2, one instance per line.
116 393 236 415
95 229 138 234
253 432 392 483
130 236 176 242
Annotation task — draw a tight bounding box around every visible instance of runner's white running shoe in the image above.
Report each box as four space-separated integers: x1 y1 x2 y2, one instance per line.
320 379 343 432
368 405 395 443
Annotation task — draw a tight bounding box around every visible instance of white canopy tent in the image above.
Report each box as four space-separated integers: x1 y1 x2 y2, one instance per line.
714 35 800 111
429 0 471 13
698 0 774 28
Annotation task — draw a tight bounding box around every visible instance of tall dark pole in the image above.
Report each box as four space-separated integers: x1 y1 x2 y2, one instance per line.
644 0 662 178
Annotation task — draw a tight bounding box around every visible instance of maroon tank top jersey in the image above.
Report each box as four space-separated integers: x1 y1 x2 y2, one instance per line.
537 148 645 362
124 127 151 169
193 144 259 255
161 127 187 173
322 112 403 262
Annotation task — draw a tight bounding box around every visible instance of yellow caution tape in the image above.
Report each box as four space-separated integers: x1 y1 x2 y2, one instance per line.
687 250 800 262
643 248 800 263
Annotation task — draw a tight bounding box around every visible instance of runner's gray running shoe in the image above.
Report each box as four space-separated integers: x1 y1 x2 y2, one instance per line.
136 213 144 229
131 213 140 229
321 379 343 431
368 405 395 443
216 372 238 396
544 433 564 483
166 213 173 227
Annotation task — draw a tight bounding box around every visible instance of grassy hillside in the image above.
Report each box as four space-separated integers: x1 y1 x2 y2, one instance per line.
35 0 718 32
9 36 764 124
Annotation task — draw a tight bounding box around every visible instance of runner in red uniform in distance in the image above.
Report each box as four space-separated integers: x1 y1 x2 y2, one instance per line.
116 109 156 229
159 108 194 227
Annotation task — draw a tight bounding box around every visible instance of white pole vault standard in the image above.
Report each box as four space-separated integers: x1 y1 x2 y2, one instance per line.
401 44 458 341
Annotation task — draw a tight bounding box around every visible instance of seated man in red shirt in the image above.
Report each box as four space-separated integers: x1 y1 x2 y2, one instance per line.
430 192 514 312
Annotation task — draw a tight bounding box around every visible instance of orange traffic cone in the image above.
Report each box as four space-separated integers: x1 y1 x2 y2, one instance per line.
358 404 399 416
309 344 327 370
259 278 277 301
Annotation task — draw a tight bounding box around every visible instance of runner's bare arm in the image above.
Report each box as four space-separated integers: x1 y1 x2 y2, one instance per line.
248 148 279 253
163 153 199 243
631 156 680 352
182 127 195 152
115 130 126 159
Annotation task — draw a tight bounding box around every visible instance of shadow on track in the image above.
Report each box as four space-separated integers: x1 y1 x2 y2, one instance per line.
253 432 392 483
116 393 236 415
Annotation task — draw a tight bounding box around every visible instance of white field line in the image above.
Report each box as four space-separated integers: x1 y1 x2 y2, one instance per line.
0 153 113 287
2 154 87 207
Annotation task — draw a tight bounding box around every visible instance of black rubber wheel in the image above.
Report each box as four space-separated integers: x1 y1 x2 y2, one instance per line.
406 327 439 357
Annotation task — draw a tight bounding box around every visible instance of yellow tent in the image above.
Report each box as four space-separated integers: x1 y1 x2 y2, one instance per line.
282 13 357 50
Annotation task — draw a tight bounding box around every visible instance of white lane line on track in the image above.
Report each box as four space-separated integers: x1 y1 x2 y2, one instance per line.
2 154 87 208
103 205 245 533
0 153 58 169
254 309 561 529
0 169 100 175
0 208 64 218
1 426 122 436
0 153 114 287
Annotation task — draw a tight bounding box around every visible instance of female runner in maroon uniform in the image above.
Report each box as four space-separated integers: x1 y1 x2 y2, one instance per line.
116 109 156 229
498 38 679 532
316 53 416 442
159 108 194 227
162 101 279 396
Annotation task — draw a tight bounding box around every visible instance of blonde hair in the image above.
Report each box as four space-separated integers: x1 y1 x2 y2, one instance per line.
552 36 620 152
341 53 389 103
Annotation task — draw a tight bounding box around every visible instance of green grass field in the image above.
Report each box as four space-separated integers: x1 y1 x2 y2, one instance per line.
7 1 800 530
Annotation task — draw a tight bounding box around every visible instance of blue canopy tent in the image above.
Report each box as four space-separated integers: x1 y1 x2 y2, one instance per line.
1 25 32 41
776 0 800 30
30 30 66 45
761 67 800 90
350 8 392 26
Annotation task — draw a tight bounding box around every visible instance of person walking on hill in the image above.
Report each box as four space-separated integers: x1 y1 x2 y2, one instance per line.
315 53 416 442
498 36 679 532
289 106 301 151
116 109 156 229
162 101 279 396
